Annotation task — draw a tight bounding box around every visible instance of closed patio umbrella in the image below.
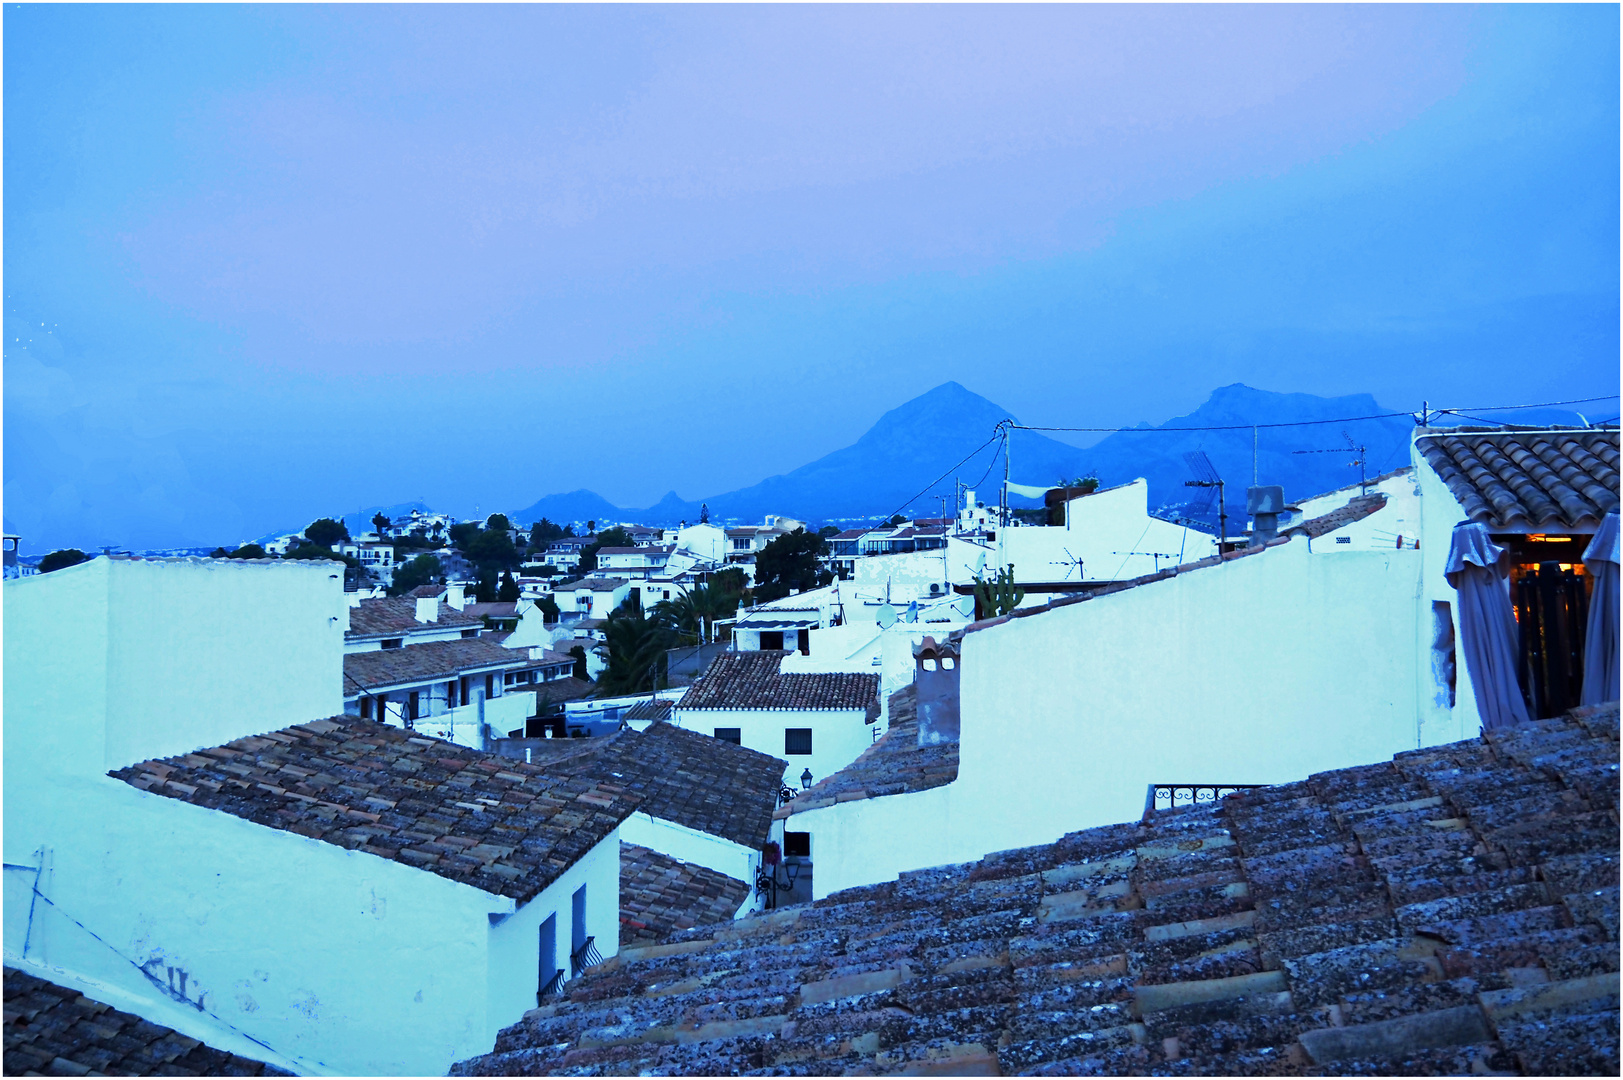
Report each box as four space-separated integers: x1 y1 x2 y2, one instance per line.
1580 512 1619 706
1445 521 1532 731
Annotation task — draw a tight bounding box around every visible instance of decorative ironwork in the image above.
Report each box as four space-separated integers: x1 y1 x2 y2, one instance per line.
777 786 799 807
536 967 564 1005
570 935 602 977
1144 783 1263 816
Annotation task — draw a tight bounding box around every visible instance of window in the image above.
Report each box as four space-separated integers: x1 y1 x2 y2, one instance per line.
359 697 372 719
759 630 784 651
570 885 588 971
784 832 811 858
408 691 421 721
714 727 742 745
461 628 478 638
486 674 496 698
538 914 559 1004
785 728 812 755
1431 601 1457 709
381 638 403 650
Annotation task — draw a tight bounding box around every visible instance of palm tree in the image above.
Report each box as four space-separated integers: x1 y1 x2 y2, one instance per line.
652 580 744 644
597 610 675 696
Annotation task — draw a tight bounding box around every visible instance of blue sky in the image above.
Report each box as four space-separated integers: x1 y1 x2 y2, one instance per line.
5 4 1618 551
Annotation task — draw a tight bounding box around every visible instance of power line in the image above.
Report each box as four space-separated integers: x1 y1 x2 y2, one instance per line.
1006 392 1621 436
881 428 1006 523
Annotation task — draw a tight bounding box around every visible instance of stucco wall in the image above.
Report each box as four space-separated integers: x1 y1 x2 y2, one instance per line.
617 812 760 896
3 776 522 1076
673 707 872 787
4 557 344 777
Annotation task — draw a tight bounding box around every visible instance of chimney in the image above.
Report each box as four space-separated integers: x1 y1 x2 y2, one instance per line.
1247 485 1285 547
446 584 466 610
415 597 438 623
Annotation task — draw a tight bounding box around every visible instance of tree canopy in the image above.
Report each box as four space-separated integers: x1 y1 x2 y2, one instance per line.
529 517 570 548
752 528 833 603
389 554 443 596
486 513 513 533
226 544 267 560
39 549 90 574
597 608 674 696
305 517 349 548
498 571 521 603
371 512 392 536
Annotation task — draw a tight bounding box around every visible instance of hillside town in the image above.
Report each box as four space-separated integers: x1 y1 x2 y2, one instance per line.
4 421 1618 1076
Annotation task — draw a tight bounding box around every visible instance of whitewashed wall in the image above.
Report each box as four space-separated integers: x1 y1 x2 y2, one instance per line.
1410 441 1484 743
616 814 761 912
2 774 594 1076
790 531 1429 899
3 558 344 776
1001 479 1217 583
672 708 871 788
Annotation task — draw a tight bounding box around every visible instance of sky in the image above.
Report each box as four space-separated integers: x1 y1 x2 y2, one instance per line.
5 3 1618 552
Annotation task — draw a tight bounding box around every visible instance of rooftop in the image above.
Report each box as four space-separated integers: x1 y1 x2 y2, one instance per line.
1418 426 1619 531
776 685 958 820
680 651 880 712
556 578 630 592
619 843 751 948
623 698 675 723
3 968 290 1077
110 715 643 903
598 546 675 556
346 596 480 639
461 601 520 619
344 637 531 693
455 701 1620 1077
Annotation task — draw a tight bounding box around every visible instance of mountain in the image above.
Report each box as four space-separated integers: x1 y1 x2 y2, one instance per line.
510 382 1587 530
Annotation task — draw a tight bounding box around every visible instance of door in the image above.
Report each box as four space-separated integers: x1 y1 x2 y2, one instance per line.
1513 561 1590 719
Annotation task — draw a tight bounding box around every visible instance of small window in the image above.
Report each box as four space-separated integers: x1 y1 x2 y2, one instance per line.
785 728 812 755
784 832 811 858
381 638 404 650
759 630 784 651
714 727 742 745
1335 536 1352 545
461 628 478 638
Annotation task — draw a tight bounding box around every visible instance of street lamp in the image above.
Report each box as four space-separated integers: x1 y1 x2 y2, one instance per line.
800 768 813 790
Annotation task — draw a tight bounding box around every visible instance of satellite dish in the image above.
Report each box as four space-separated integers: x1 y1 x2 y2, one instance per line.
876 604 897 629
953 594 975 618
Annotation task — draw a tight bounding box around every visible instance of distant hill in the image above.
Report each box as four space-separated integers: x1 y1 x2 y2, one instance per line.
513 381 1589 530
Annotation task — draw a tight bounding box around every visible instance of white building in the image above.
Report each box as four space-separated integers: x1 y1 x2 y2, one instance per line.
339 539 396 583
3 556 633 1075
343 593 482 653
672 650 879 788
552 577 632 621
594 545 675 580
343 636 536 747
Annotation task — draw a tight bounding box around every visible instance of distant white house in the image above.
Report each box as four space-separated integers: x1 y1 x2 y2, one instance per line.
672 650 879 788
593 545 676 580
552 577 632 621
4 557 633 1076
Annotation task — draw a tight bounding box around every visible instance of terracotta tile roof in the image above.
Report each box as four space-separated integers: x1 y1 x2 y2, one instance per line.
3 968 290 1077
408 584 445 598
346 596 480 638
462 602 519 619
1418 427 1620 530
454 702 1620 1077
619 843 751 947
519 677 597 707
109 716 644 903
344 637 530 692
556 578 629 592
598 546 675 556
777 686 957 819
623 698 674 723
1288 492 1388 538
679 651 879 712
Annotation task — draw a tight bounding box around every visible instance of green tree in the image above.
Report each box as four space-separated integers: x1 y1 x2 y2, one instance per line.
486 513 512 533
464 528 521 572
498 571 521 603
818 524 841 540
652 580 742 644
568 644 589 681
529 517 566 548
597 608 675 696
210 547 229 558
226 544 268 560
752 528 833 603
371 511 392 537
305 518 349 548
887 513 908 526
449 521 481 549
389 554 443 596
578 526 634 574
39 549 90 574
284 542 351 565
538 595 561 622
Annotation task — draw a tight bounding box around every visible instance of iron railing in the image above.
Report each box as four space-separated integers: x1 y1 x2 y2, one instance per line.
1144 783 1263 818
777 786 800 808
537 967 564 1005
570 935 602 977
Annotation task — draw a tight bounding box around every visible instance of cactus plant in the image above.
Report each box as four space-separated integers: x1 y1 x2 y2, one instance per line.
973 565 1025 619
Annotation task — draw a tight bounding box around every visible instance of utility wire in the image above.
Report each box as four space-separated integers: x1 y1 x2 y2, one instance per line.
881 428 1005 523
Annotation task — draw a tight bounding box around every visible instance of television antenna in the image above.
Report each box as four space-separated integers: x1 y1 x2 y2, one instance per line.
1293 431 1368 495
1182 451 1227 547
1050 548 1085 581
1109 549 1180 572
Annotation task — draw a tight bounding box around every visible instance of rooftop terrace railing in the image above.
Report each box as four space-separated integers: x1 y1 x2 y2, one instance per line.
1143 783 1264 819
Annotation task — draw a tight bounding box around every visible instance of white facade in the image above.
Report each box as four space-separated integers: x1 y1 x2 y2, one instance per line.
555 579 631 621
2 557 622 1075
673 706 872 789
999 478 1218 583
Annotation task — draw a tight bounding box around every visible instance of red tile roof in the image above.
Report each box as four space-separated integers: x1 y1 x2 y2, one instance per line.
3 969 290 1076
454 702 1620 1077
346 596 480 638
679 651 879 712
1418 427 1619 530
110 716 643 903
619 843 750 947
344 637 531 693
